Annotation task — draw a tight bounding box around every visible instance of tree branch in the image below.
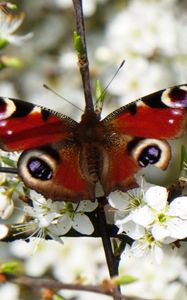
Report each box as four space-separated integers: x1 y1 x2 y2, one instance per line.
97 198 123 300
0 167 18 174
72 0 94 113
4 274 146 300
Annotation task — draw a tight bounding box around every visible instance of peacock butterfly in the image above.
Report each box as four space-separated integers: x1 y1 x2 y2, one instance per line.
0 84 186 202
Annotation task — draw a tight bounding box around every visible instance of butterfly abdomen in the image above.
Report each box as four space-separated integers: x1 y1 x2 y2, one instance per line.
80 143 102 185
86 146 100 182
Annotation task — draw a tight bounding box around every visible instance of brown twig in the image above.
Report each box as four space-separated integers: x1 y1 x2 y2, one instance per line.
0 167 18 174
4 274 147 300
97 200 122 300
72 0 94 114
97 202 120 278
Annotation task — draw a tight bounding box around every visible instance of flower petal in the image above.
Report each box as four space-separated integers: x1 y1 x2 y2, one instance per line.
153 245 164 264
131 206 154 227
168 197 187 219
151 223 170 241
108 191 130 210
49 214 72 235
76 200 98 212
167 218 187 239
72 213 94 235
129 240 149 257
118 221 145 239
0 224 8 239
145 186 168 210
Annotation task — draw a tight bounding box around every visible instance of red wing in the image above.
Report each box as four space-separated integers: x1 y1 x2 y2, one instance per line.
0 97 78 151
0 98 96 202
100 139 140 195
18 145 95 202
101 84 187 195
102 85 187 139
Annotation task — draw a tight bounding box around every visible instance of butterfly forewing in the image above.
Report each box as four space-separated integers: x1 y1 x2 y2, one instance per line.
0 97 78 151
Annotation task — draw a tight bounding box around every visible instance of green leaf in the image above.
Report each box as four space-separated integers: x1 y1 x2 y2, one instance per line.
6 3 17 10
1 56 23 68
73 31 85 56
95 79 106 114
0 261 22 274
113 239 126 257
115 275 138 285
112 238 118 254
0 156 17 168
0 39 8 49
53 294 65 300
95 79 103 100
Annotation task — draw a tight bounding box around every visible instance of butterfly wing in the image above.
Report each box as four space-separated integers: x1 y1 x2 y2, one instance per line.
101 84 187 195
0 97 77 151
0 97 95 201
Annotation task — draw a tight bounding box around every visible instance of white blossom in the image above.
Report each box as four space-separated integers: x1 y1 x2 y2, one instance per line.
119 248 187 300
0 224 9 239
145 186 187 241
49 200 98 236
0 9 32 45
21 191 98 243
0 187 14 220
110 181 187 260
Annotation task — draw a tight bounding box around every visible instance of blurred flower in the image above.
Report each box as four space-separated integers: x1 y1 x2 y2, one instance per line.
0 282 20 300
0 224 9 239
55 0 108 17
119 248 187 300
0 187 14 219
0 9 32 46
106 0 184 57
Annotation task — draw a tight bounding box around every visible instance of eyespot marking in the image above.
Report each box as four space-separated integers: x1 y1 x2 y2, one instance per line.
131 138 171 170
18 148 59 192
161 85 187 108
138 145 161 167
0 98 16 119
27 157 53 180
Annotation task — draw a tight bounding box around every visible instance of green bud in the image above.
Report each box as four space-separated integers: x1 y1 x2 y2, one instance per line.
0 261 22 274
115 275 138 285
73 31 85 56
0 155 17 168
0 39 8 49
95 79 106 114
1 56 23 68
53 295 65 300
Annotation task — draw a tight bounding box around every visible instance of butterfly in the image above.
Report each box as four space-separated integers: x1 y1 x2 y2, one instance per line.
0 84 186 202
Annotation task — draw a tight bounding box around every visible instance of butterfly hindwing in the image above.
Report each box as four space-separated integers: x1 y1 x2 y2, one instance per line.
18 145 95 201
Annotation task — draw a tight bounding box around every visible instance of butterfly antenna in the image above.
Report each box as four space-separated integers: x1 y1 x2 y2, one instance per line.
43 84 84 113
95 60 125 116
102 60 125 97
